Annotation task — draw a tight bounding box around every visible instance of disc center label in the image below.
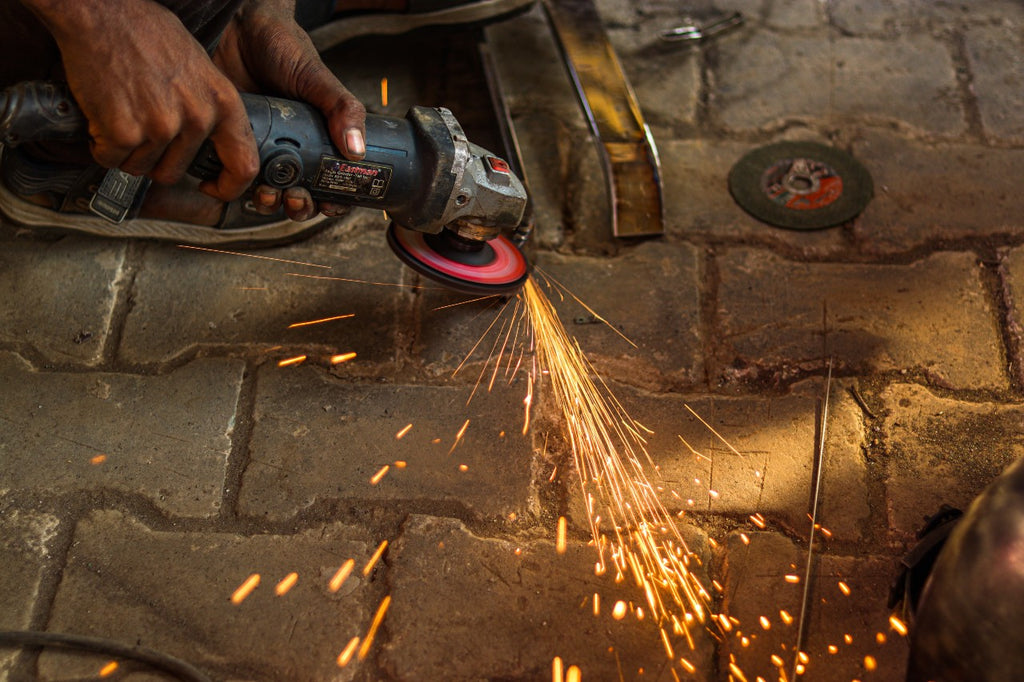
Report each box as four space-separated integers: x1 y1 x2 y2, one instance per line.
761 157 843 211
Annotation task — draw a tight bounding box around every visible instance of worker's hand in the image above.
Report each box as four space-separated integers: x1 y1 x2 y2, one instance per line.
23 0 260 202
214 0 366 221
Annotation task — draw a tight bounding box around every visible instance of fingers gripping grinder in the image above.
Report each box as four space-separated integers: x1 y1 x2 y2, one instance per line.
0 82 531 294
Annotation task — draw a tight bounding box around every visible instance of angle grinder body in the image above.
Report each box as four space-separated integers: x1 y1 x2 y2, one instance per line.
0 81 530 293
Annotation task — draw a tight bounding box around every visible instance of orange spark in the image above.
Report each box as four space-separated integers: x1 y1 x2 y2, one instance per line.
727 661 748 681
90 454 107 465
566 665 581 682
556 516 567 554
612 600 627 620
876 632 887 644
395 424 413 439
838 580 851 596
99 661 118 677
749 513 766 529
336 636 360 667
828 644 838 654
784 574 800 584
358 595 391 660
448 419 470 455
177 244 331 269
331 352 357 365
844 634 854 644
759 615 771 630
864 655 877 671
277 355 307 367
287 313 354 328
458 464 469 472
552 656 564 682
890 615 908 636
592 593 600 616
231 573 260 604
329 559 355 593
394 460 407 468
363 540 388 576
380 77 388 107
275 572 298 596
779 610 794 625
370 465 390 485
680 658 696 674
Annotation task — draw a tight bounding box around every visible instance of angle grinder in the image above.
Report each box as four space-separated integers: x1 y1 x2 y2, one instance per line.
0 81 530 294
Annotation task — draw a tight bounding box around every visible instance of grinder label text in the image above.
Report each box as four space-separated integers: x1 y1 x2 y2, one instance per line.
315 156 392 200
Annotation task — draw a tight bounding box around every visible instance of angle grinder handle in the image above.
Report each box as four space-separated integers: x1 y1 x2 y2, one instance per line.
0 81 88 145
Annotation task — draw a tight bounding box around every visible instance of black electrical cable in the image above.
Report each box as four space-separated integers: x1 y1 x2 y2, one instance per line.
0 630 213 682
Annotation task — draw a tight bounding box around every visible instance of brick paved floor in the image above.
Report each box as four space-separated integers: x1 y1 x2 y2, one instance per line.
2 1 1023 680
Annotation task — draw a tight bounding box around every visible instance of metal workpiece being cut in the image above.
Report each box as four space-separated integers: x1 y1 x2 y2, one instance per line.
0 81 532 295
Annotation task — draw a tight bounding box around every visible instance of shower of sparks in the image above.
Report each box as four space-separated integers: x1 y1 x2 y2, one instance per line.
370 465 390 485
329 559 355 593
516 274 714 666
177 244 332 269
277 355 307 367
358 595 391 661
331 352 357 365
336 636 360 667
395 423 413 439
231 573 260 604
363 540 388 576
98 661 118 677
275 572 299 596
288 314 354 328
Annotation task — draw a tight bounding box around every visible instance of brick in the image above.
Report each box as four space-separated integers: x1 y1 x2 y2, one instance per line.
238 365 537 521
766 0 827 29
713 30 833 131
0 509 60 677
830 0 1024 36
0 353 243 518
565 380 870 543
39 511 376 682
880 383 1023 535
716 249 1007 391
965 22 1024 142
119 218 406 366
834 35 963 136
720 532 907 682
0 230 124 366
428 240 703 389
853 131 1024 253
384 514 717 680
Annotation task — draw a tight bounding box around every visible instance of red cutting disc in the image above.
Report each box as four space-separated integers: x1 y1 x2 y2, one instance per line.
386 223 529 295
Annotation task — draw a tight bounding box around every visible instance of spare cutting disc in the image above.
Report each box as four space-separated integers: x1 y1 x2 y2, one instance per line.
728 141 873 230
386 223 529 295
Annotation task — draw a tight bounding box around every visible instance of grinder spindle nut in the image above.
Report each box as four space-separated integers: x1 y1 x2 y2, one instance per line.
262 150 303 189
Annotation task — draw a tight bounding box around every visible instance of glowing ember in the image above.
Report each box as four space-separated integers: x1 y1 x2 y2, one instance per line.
890 615 908 636
828 644 838 654
90 454 107 465
552 656 564 682
277 355 307 368
231 573 260 604
329 559 355 593
592 593 600 616
779 610 794 625
612 600 627 620
876 632 887 644
287 313 354 328
358 596 391 661
363 540 388 576
864 655 877 671
566 665 581 682
98 661 118 677
844 634 853 645
380 77 389 107
370 465 390 485
330 352 357 365
395 424 413 439
336 636 360 667
394 460 407 468
448 419 470 455
759 615 771 630
784 574 800 584
838 580 851 596
556 516 567 554
749 513 766 529
274 572 298 596
679 658 696 674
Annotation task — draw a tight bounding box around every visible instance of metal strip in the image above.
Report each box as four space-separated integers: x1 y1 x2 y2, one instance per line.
541 0 664 237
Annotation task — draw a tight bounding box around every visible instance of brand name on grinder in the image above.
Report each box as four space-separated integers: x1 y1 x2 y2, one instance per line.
338 163 378 176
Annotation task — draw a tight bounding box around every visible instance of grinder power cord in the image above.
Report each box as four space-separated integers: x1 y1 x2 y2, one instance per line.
0 80 531 295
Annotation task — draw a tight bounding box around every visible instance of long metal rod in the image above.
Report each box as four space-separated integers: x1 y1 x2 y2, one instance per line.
793 358 833 679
